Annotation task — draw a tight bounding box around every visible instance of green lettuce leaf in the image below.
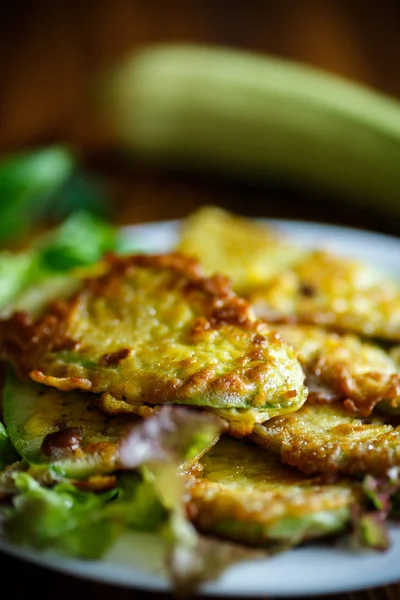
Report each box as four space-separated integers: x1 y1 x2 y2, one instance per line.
1 469 169 558
103 472 166 531
2 473 119 558
1 406 248 593
1 408 223 560
118 407 255 593
38 210 116 271
0 210 118 314
0 146 75 244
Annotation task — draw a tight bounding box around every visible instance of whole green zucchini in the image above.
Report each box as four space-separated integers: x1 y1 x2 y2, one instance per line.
100 44 400 210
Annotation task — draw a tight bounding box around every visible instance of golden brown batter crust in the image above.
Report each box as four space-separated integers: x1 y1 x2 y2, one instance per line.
252 402 400 477
274 324 400 416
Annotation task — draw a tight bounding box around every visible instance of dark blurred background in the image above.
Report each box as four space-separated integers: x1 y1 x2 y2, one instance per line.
1 0 400 233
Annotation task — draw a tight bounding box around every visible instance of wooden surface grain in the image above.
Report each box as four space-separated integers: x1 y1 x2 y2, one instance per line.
1 2 400 598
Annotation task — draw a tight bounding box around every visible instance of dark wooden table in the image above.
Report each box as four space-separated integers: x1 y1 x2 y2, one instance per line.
1 2 400 598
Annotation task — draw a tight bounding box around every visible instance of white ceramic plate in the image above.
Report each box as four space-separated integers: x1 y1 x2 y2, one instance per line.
2 217 400 598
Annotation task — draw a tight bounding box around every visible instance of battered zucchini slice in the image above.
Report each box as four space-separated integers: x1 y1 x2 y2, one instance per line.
177 206 303 294
187 436 356 547
274 324 400 416
0 254 307 432
2 373 222 479
2 372 139 478
252 402 400 477
250 250 400 341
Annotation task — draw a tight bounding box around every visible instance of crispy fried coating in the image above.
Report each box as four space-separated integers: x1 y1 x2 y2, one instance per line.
252 402 400 477
274 324 400 416
177 206 303 294
250 250 400 341
0 254 307 430
187 436 356 547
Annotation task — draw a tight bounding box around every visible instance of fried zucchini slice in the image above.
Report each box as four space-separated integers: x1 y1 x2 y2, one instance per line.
252 402 400 477
177 206 303 294
187 436 356 547
3 372 139 478
0 254 307 432
2 373 222 479
250 250 400 341
274 324 400 416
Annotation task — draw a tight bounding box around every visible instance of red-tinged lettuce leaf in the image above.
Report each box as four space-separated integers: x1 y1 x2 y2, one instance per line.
359 514 391 551
164 505 264 595
118 406 259 594
347 471 400 552
118 405 226 470
1 407 255 592
119 407 251 594
1 405 238 593
362 474 393 514
350 504 391 552
362 472 400 519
